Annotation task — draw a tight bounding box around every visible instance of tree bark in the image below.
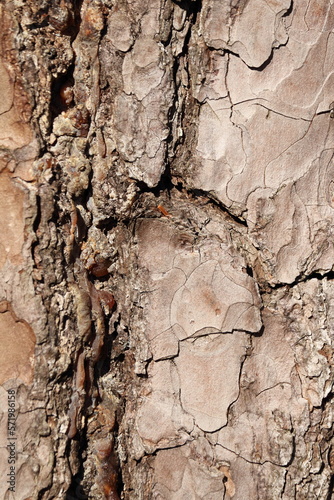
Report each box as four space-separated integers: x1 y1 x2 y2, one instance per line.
1 0 334 499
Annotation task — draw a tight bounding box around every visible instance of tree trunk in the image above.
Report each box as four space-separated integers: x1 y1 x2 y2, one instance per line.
1 0 334 498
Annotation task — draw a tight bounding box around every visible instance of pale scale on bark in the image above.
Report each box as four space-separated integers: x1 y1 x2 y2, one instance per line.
0 0 334 499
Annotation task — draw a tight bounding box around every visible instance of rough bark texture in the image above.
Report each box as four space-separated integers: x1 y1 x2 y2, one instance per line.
1 0 334 499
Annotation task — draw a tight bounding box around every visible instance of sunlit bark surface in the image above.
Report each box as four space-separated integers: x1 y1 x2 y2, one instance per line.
0 1 334 498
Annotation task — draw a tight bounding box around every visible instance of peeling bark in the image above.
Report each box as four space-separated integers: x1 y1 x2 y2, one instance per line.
1 0 334 499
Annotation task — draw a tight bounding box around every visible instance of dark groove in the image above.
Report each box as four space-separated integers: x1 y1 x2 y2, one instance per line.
135 175 174 197
172 0 202 20
268 269 334 291
175 181 248 227
50 63 75 119
326 475 334 500
31 194 42 269
246 265 253 277
66 428 89 500
283 0 294 19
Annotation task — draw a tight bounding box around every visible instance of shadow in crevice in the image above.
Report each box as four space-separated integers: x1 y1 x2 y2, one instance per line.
50 64 75 120
66 438 89 500
172 0 202 21
268 269 334 292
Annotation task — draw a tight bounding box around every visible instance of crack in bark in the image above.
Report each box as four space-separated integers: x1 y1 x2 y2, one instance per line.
266 269 334 291
215 441 288 468
173 180 248 227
